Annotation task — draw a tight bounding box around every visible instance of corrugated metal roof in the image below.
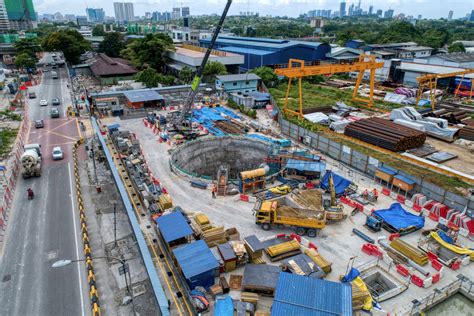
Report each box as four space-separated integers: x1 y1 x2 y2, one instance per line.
271 273 352 316
220 46 274 56
124 90 164 103
173 240 219 279
398 62 474 79
156 211 193 243
285 159 326 173
201 35 326 50
216 73 261 82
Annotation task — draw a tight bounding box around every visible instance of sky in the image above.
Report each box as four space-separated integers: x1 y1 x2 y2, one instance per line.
34 0 474 19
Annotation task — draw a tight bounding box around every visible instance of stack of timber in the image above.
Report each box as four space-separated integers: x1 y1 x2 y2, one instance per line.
244 235 266 264
390 238 428 266
266 240 301 261
214 120 245 134
193 213 228 246
459 125 474 141
304 248 332 273
344 117 426 151
230 241 249 266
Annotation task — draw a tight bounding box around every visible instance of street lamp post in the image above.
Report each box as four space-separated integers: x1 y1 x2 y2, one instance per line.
53 256 135 311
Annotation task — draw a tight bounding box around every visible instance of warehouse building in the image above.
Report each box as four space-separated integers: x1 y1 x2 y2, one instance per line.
215 73 260 94
416 52 474 68
199 36 331 70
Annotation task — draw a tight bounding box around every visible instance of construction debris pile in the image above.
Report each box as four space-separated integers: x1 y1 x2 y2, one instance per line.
344 117 426 151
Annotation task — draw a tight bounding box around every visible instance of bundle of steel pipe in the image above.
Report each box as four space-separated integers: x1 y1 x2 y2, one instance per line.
344 117 426 151
459 125 474 141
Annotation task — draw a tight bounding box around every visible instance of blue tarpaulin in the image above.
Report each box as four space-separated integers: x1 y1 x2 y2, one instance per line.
247 134 291 147
373 203 425 231
377 166 397 176
214 296 234 316
438 230 455 244
341 268 360 283
393 174 416 185
213 106 241 119
192 107 227 123
320 171 352 196
285 159 326 174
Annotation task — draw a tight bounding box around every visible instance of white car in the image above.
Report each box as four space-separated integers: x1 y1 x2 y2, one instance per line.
39 99 48 106
52 147 64 160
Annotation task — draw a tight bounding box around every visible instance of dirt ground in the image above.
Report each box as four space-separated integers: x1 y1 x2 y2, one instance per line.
426 137 474 176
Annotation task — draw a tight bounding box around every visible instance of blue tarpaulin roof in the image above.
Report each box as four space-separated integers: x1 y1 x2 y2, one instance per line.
286 159 326 174
247 134 291 147
192 107 227 123
214 296 234 316
173 240 219 280
394 174 416 185
272 272 352 316
373 203 425 231
320 171 352 196
155 212 193 243
213 106 241 119
377 166 397 176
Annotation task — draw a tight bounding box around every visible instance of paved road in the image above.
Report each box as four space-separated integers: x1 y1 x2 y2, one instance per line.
0 53 89 316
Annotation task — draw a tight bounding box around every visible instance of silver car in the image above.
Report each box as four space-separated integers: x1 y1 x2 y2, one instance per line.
52 147 64 160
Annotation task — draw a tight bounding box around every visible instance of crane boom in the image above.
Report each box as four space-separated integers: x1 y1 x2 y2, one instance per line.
177 0 232 126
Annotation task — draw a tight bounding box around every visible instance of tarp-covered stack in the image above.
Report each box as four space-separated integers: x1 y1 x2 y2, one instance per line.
266 240 301 261
344 117 426 151
373 203 425 235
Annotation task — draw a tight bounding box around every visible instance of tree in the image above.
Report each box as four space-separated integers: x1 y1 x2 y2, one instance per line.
136 68 160 88
14 38 41 58
15 53 36 69
448 42 466 53
92 25 105 36
42 30 91 64
179 66 193 84
98 32 126 57
251 67 277 86
121 33 174 71
203 61 227 82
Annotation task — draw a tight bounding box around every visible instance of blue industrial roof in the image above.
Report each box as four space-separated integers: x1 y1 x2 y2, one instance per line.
272 273 352 316
173 240 219 279
377 166 398 176
394 174 416 185
201 36 328 50
286 159 326 173
123 90 164 103
155 212 193 243
220 46 273 56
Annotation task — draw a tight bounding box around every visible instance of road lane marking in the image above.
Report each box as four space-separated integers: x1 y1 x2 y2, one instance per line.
47 130 78 142
68 163 86 316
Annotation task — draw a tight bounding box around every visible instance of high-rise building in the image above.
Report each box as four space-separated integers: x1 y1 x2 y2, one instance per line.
368 5 373 15
448 10 453 20
417 14 422 20
339 1 346 17
376 9 382 17
182 7 190 17
348 3 354 16
53 12 63 21
470 10 474 21
64 14 76 21
172 7 180 20
4 0 37 30
384 9 394 18
0 0 10 31
124 2 134 22
114 2 125 23
86 8 105 23
145 12 151 19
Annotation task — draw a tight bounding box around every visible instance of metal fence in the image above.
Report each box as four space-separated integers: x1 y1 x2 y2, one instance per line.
277 117 474 217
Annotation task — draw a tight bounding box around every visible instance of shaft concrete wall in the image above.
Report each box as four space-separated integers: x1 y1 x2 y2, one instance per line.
170 136 271 180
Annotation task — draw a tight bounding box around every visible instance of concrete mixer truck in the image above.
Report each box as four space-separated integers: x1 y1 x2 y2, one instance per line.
21 144 42 178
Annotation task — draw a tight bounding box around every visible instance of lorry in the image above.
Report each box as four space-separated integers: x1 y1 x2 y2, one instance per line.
21 144 42 178
51 71 58 79
254 196 326 237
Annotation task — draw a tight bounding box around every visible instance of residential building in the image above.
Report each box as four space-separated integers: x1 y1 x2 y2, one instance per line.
182 7 190 17
448 11 453 21
417 14 422 20
384 9 394 18
172 7 181 20
368 5 373 15
397 46 433 59
310 18 325 29
166 45 244 74
348 3 354 16
340 1 346 17
53 12 63 22
76 15 88 26
4 0 37 30
113 2 125 22
470 10 474 22
86 8 105 23
199 36 331 70
64 14 76 21
0 0 10 32
78 26 93 37
124 2 134 22
145 12 151 19
376 9 382 17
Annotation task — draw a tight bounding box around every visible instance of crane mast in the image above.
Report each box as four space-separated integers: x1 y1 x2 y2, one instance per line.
176 0 233 127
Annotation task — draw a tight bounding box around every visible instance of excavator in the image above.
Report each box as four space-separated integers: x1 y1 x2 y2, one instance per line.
323 171 346 221
169 0 233 138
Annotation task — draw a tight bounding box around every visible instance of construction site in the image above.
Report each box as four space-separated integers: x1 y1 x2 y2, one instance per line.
74 8 474 316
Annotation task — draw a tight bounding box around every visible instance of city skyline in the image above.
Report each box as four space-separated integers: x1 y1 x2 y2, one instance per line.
33 0 474 20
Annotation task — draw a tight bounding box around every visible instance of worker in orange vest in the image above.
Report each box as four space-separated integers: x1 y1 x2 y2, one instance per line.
373 188 379 201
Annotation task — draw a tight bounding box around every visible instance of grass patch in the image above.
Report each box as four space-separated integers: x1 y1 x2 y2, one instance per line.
0 110 22 121
0 128 19 159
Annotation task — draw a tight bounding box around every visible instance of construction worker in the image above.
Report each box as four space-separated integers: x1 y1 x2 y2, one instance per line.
362 189 369 199
212 184 217 198
373 188 379 201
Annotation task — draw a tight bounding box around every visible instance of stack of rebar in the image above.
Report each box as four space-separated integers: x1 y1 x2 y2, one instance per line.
459 125 474 141
344 117 426 151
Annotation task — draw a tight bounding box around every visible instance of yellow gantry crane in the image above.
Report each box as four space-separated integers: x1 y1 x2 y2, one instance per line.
416 69 474 110
274 55 384 117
